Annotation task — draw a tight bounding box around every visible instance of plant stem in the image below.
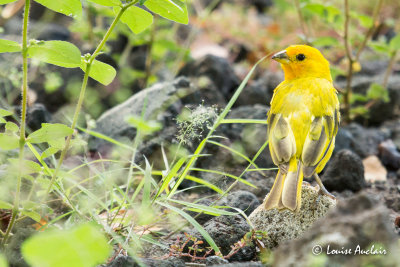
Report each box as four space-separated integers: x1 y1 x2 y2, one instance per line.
382 50 397 88
343 0 383 122
45 1 138 197
294 0 309 43
1 0 31 247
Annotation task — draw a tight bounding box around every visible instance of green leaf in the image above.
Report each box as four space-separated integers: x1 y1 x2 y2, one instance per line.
21 223 111 267
41 147 60 159
27 123 73 144
80 59 116 86
351 11 373 28
0 133 19 150
369 42 390 55
87 0 120 6
0 39 21 53
0 109 13 125
28 41 81 68
0 0 17 4
350 93 368 103
0 254 8 267
8 159 42 175
5 122 19 133
366 83 389 102
0 200 13 209
115 5 153 34
34 0 82 18
389 35 400 51
145 0 188 24
21 210 41 222
169 199 237 216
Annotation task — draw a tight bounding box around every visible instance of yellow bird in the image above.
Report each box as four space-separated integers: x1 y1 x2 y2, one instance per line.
263 45 339 212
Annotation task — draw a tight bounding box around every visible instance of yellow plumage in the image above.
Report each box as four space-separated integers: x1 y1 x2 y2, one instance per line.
264 45 340 212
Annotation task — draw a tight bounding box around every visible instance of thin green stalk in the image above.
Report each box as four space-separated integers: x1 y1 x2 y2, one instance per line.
45 1 138 196
1 0 31 247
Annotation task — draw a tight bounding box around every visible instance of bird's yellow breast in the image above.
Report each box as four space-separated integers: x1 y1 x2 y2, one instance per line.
269 77 338 155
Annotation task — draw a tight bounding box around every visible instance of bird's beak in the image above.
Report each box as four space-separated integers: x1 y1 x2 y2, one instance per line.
272 50 290 64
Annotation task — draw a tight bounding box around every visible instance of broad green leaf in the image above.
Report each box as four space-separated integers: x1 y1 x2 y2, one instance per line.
389 35 400 51
8 159 42 175
350 93 368 103
28 41 81 68
21 223 111 267
351 11 373 28
48 138 66 149
0 200 13 209
0 109 12 122
115 6 153 34
369 42 390 55
0 254 8 267
87 0 120 6
34 0 82 18
0 133 19 150
5 122 19 133
80 59 116 85
0 0 17 4
303 3 325 16
0 39 21 53
27 123 73 144
21 210 41 222
367 83 389 102
145 0 188 24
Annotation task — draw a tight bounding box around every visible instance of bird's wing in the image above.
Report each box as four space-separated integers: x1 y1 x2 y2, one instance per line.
267 111 296 166
301 108 339 177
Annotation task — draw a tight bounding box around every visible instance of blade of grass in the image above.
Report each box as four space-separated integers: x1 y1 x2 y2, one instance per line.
156 201 220 253
77 126 134 151
167 55 268 197
153 157 186 201
185 175 224 194
190 168 257 188
207 140 259 169
220 119 268 124
168 199 237 216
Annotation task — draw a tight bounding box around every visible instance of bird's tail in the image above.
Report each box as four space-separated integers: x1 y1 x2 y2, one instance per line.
263 158 303 212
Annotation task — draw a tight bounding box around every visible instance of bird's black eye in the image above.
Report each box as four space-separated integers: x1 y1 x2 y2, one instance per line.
296 54 306 61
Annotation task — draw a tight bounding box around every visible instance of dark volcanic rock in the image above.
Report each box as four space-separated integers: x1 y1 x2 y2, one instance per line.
197 215 254 261
217 190 260 216
178 55 240 100
378 139 400 170
212 262 263 267
272 193 399 266
236 72 282 107
322 149 366 192
26 103 52 132
205 255 229 265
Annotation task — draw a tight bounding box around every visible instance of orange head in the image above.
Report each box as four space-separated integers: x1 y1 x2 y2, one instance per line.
272 45 332 82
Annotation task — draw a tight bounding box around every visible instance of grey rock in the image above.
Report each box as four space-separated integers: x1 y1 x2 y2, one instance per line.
322 149 366 192
107 256 185 267
272 193 399 267
249 183 336 249
211 263 263 267
178 55 239 100
206 255 229 266
217 190 260 216
88 77 193 152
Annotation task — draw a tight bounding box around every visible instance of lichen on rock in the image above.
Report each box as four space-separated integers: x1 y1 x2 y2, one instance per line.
248 183 336 249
